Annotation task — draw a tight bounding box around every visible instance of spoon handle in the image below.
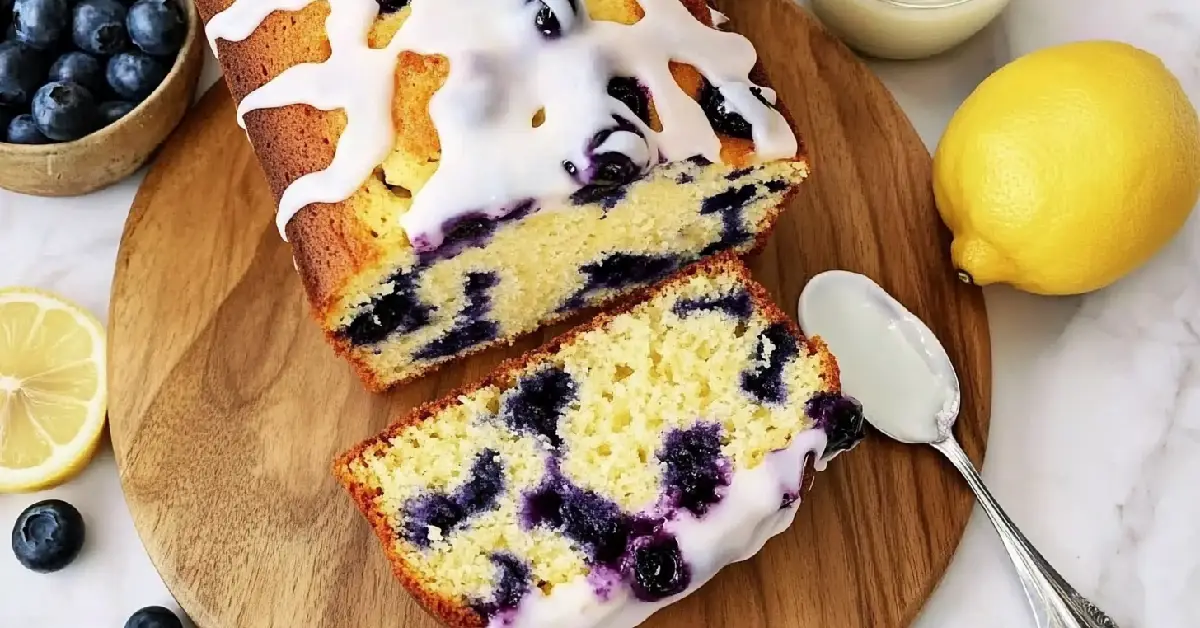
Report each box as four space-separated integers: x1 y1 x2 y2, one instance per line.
932 437 1120 628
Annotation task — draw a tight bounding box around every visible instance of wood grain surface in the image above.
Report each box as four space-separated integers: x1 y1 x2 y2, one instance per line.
108 2 992 627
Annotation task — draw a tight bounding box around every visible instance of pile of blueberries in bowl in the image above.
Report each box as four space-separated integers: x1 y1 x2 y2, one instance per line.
0 0 187 145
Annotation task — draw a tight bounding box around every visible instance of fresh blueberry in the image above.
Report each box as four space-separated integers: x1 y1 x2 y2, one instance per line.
6 113 50 143
97 99 135 125
0 108 11 135
375 0 410 14
106 50 166 101
32 81 96 141
500 367 577 448
0 40 48 107
625 534 690 601
11 499 85 573
49 51 105 94
124 606 183 628
72 0 129 56
12 0 70 50
126 0 184 56
606 77 649 124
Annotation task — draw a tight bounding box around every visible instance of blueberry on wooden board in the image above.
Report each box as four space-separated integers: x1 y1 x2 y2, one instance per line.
11 499 86 573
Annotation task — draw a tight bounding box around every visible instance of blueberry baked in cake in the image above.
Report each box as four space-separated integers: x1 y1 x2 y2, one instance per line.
197 0 808 390
335 254 866 628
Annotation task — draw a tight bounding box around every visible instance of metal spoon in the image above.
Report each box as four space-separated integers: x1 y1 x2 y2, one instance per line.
798 270 1119 628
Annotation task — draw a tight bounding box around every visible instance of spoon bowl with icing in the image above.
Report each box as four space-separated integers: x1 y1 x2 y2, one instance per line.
798 270 1120 628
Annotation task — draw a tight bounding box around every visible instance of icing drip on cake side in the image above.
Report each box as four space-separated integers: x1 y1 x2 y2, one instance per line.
204 0 798 250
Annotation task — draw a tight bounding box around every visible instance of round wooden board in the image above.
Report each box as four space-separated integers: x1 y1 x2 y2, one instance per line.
109 2 991 627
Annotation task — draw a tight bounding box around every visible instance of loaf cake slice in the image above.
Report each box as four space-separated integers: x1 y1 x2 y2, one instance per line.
335 254 866 628
197 0 809 391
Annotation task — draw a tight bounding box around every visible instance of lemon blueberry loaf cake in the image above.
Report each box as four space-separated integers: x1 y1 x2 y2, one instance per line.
335 255 866 627
197 0 809 391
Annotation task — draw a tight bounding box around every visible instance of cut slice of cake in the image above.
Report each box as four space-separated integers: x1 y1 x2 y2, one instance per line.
197 0 809 391
334 254 866 628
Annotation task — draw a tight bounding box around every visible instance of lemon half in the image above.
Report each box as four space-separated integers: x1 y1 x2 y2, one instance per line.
0 288 107 493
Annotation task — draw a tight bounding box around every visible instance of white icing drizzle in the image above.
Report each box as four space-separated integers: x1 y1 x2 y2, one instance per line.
492 427 829 628
204 0 797 249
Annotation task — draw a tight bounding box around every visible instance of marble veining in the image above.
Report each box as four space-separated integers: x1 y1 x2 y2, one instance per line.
2 2 1199 626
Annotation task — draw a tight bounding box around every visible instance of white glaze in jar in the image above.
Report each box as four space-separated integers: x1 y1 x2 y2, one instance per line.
811 0 1010 61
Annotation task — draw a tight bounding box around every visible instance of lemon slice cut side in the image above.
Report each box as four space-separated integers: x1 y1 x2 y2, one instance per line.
0 288 107 493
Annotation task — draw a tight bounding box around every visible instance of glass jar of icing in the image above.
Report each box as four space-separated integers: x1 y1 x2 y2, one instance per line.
811 0 1010 61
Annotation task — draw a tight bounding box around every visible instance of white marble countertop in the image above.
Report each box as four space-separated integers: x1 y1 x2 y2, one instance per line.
2 0 1198 626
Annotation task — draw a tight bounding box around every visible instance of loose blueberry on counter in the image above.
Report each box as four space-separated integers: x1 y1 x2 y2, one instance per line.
7 112 50 143
0 40 48 107
49 51 105 94
606 76 650 125
124 606 184 628
97 99 135 125
126 0 184 56
12 0 70 50
11 499 86 573
106 50 166 101
0 107 11 135
32 81 96 141
72 0 129 56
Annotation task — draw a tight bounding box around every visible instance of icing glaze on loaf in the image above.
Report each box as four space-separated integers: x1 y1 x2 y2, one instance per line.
204 0 797 251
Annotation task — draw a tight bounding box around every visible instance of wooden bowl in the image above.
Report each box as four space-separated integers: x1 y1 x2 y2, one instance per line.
0 0 204 197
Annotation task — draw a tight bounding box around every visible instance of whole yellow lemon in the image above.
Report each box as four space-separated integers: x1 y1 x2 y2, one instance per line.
933 40 1200 295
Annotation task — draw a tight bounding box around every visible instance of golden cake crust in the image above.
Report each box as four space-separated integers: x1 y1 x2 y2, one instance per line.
197 0 810 389
332 252 840 627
